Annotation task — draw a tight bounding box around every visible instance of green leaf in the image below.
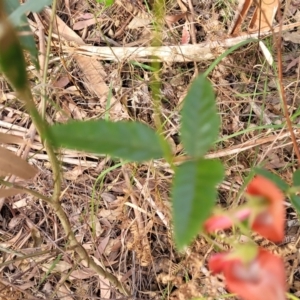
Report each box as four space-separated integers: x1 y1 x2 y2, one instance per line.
253 168 289 191
8 0 53 26
96 0 114 6
293 170 300 187
4 0 39 68
0 19 28 92
172 159 224 250
180 75 220 158
290 195 300 215
50 120 169 162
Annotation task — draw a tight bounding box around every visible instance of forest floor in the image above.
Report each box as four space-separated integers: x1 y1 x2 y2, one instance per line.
1 0 300 299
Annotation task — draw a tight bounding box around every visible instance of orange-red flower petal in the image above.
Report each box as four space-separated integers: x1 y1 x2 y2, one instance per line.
246 176 285 242
209 248 286 300
204 208 251 232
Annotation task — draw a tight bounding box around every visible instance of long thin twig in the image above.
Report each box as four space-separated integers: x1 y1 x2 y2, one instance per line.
276 5 300 166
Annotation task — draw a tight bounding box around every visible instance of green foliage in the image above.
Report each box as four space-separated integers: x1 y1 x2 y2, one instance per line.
290 195 300 215
0 16 28 92
293 170 300 187
180 75 220 158
96 0 114 6
0 4 51 141
50 120 169 162
171 73 223 249
7 0 52 26
3 0 46 68
172 159 224 250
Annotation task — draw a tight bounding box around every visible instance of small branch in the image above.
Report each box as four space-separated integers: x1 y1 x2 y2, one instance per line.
276 7 300 166
0 179 52 204
52 201 130 295
71 22 300 62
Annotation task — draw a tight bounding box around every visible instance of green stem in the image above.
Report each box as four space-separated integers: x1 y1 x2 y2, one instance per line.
287 293 300 300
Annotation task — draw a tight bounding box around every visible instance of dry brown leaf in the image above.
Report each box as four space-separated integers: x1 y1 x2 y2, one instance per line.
249 0 279 31
230 0 278 34
82 242 94 250
128 17 151 29
285 57 300 72
68 102 87 120
42 260 72 273
12 197 28 209
0 132 23 144
97 234 110 255
103 238 121 257
74 13 94 21
0 228 23 248
283 30 300 44
56 283 74 300
52 76 70 88
0 147 38 179
98 208 122 221
63 166 85 180
0 188 23 198
176 0 188 13
73 18 102 30
18 281 35 290
42 7 85 45
91 256 112 297
54 101 72 123
165 13 186 25
74 54 126 120
89 218 103 237
69 268 96 280
42 282 53 295
99 277 111 299
8 215 24 229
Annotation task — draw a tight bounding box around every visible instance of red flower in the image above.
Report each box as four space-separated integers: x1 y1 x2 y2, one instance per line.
209 248 286 300
204 176 285 242
204 208 251 232
246 176 285 242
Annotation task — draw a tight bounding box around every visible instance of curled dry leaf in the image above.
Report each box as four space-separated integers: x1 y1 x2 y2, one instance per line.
0 147 38 179
12 197 29 209
42 260 72 273
56 284 74 300
73 54 125 120
52 76 70 88
285 57 300 73
73 18 103 30
8 215 24 229
42 7 85 45
69 267 96 280
229 0 278 35
0 228 23 248
283 30 300 44
165 12 186 26
249 0 279 32
128 17 151 29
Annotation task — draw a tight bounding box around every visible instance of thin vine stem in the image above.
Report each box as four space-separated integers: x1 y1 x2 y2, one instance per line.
276 4 300 166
